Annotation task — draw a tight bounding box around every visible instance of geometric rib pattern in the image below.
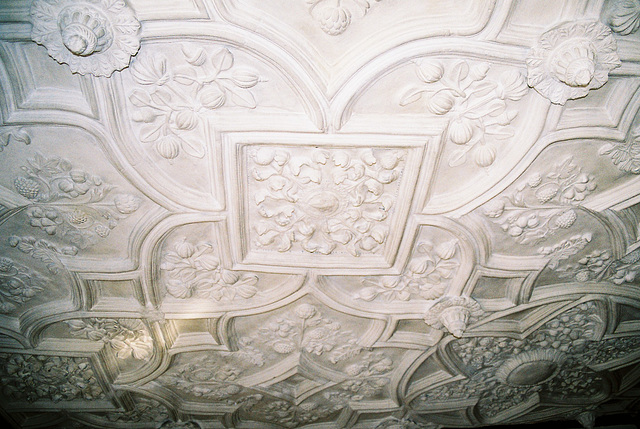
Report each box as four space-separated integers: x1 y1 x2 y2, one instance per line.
1 1 640 428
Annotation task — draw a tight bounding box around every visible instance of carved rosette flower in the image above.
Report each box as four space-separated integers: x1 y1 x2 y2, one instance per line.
527 20 621 104
608 0 640 35
30 0 141 76
423 296 483 338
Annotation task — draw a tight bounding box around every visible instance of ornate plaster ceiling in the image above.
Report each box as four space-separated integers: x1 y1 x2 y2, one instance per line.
2 1 640 428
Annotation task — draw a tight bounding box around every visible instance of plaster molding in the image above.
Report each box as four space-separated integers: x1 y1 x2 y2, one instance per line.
30 0 140 77
1 1 640 427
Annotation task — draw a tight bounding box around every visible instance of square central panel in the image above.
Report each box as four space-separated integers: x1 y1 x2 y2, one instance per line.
224 132 426 270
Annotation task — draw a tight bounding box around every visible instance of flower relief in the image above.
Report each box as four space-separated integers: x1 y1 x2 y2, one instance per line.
66 318 154 360
160 238 259 301
399 59 528 168
481 156 596 245
249 147 405 256
128 46 262 160
599 125 640 174
245 304 363 363
356 239 459 301
554 246 640 285
0 257 45 314
8 153 141 249
306 0 383 36
30 0 140 76
0 353 105 402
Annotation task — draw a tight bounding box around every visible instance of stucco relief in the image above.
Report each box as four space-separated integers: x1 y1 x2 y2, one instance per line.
1 1 640 428
30 0 140 76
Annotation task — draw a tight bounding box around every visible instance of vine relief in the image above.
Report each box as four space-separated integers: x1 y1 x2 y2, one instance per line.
399 59 528 168
538 233 592 270
129 46 262 159
554 247 640 284
8 153 141 249
9 235 77 275
306 0 382 35
246 304 363 363
599 126 640 174
527 20 621 104
0 353 105 402
481 157 596 245
608 0 640 35
248 147 405 256
356 240 459 301
0 257 44 314
66 318 154 360
160 238 259 301
30 0 140 76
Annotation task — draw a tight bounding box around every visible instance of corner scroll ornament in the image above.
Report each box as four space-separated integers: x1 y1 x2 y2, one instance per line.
30 0 141 77
526 20 621 105
423 296 484 338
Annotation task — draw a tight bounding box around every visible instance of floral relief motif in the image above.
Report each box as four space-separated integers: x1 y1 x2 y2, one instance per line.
324 351 393 401
356 240 459 301
66 318 154 361
527 21 621 105
400 60 528 168
555 247 640 284
246 304 363 363
30 0 140 76
129 46 261 159
0 257 45 314
481 157 596 245
0 353 105 402
241 395 339 428
608 0 640 35
7 153 140 249
249 147 405 256
418 302 604 417
376 417 436 429
305 0 382 35
158 346 264 401
0 127 30 152
8 235 78 275
160 238 259 301
538 233 592 270
599 127 640 174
